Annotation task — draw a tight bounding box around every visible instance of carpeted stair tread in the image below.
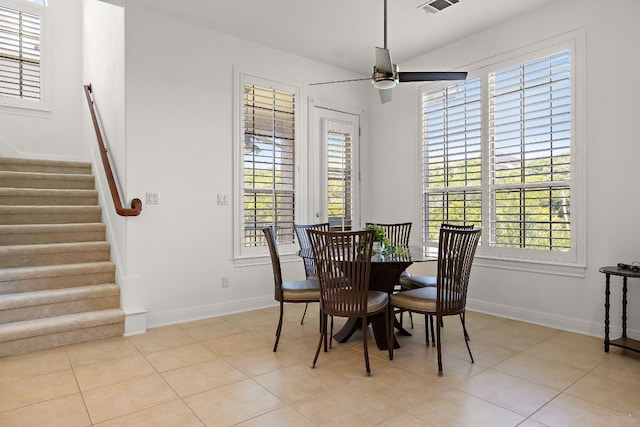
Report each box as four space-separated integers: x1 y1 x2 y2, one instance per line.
0 223 106 245
0 241 110 269
0 283 120 310
0 309 125 343
0 205 102 224
0 262 116 295
0 187 98 205
0 171 95 190
0 157 91 174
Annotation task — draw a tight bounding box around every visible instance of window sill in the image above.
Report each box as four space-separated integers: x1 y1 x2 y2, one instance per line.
474 254 586 278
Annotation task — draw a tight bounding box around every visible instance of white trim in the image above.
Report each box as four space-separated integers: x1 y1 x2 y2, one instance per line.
419 29 586 273
232 67 305 263
146 295 277 329
467 297 640 341
0 0 50 113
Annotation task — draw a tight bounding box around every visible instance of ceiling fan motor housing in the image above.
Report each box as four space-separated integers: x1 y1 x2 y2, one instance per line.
372 64 398 89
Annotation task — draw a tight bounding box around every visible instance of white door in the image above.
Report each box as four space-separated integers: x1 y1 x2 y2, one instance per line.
311 105 360 231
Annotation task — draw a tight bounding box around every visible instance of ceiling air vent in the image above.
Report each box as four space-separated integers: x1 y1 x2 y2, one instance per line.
418 0 460 14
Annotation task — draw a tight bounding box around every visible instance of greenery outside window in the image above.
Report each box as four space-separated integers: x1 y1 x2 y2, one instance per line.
421 33 584 270
234 73 301 260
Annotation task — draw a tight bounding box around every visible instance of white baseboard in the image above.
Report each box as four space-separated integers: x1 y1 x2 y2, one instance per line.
145 295 276 330
124 309 148 336
467 298 639 340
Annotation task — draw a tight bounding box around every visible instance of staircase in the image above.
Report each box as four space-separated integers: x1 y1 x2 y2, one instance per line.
0 157 125 357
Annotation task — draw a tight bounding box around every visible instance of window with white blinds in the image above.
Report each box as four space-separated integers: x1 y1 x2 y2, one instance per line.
0 2 42 103
489 50 571 252
422 78 482 243
326 128 353 231
242 82 296 248
421 37 581 266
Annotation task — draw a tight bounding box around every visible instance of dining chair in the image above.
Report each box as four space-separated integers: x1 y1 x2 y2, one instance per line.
263 226 321 352
366 222 413 326
399 223 474 333
308 228 392 376
389 226 481 375
294 223 330 325
365 222 411 248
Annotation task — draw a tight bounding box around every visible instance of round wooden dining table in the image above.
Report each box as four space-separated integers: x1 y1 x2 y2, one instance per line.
299 246 436 350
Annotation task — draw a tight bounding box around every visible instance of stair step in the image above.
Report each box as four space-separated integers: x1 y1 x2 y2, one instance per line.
0 223 106 245
0 284 121 324
0 171 94 190
0 157 92 175
0 309 125 357
0 262 115 295
0 241 110 269
0 205 102 224
0 188 98 206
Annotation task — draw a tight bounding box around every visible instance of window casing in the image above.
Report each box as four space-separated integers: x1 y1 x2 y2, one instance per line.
421 34 584 271
0 0 46 110
234 73 302 261
326 125 354 231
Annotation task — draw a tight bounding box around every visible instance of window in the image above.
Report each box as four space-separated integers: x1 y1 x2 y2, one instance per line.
235 73 300 260
421 35 584 269
0 0 46 109
326 122 354 231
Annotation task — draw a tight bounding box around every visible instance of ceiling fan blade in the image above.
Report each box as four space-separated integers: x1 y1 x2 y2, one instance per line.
379 88 392 104
375 47 394 74
309 77 372 86
398 71 468 82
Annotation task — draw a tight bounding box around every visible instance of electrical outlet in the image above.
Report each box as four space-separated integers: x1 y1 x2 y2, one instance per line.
146 192 159 204
221 276 229 288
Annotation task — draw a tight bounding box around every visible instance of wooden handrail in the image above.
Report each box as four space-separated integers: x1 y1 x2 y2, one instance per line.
83 84 142 217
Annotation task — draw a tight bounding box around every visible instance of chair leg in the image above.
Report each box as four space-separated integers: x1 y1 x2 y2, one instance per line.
424 314 430 345
312 313 326 368
273 300 284 352
460 312 470 341
300 302 309 325
389 306 396 361
329 315 334 349
429 315 435 345
409 312 414 328
436 314 443 376
362 316 371 376
460 312 474 363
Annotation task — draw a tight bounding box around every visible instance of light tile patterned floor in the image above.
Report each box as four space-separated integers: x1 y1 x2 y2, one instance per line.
1 306 640 426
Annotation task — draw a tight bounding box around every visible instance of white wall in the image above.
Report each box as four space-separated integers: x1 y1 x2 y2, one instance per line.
120 5 370 328
83 0 140 329
0 0 84 161
368 0 640 338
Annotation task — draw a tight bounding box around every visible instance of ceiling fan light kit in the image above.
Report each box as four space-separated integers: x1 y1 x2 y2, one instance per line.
310 0 467 103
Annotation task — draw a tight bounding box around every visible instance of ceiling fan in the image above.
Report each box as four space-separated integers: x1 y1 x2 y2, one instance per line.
310 0 467 103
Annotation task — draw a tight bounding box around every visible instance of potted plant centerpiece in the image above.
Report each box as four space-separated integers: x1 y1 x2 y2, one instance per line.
366 224 390 254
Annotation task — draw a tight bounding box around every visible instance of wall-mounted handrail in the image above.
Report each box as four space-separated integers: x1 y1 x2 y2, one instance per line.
83 84 142 217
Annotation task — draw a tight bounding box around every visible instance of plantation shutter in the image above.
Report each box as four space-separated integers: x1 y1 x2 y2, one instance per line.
0 5 40 100
326 128 353 231
422 78 482 242
242 83 296 247
489 50 571 252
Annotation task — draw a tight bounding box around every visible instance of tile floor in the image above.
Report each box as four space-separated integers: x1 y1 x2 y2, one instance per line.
1 306 640 426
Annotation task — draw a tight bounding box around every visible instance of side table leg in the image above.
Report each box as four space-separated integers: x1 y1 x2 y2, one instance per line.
604 273 610 352
622 276 628 338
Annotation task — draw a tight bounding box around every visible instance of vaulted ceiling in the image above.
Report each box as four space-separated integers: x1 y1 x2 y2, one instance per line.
125 0 557 74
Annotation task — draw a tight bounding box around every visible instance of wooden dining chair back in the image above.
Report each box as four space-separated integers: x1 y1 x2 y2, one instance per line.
294 223 330 279
308 229 391 375
263 226 320 352
365 222 411 247
390 226 481 375
294 223 330 325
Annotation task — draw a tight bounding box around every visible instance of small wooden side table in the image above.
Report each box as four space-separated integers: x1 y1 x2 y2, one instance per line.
600 266 640 353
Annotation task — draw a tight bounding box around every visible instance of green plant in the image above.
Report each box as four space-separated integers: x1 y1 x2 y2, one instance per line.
365 224 390 247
